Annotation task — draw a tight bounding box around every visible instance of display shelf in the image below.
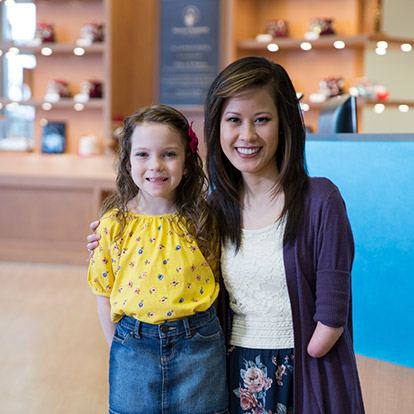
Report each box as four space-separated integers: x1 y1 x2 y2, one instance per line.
2 43 105 56
357 98 414 107
238 33 414 52
301 97 414 110
0 97 105 109
34 0 103 3
226 0 414 132
0 42 106 55
238 34 371 51
0 0 111 154
1 0 159 154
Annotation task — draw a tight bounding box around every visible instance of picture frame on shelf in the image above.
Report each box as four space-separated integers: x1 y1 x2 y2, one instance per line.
41 121 66 154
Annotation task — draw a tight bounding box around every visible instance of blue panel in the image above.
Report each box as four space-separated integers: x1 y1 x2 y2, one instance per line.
305 140 414 368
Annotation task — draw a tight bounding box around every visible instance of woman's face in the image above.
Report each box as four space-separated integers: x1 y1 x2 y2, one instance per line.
219 86 280 178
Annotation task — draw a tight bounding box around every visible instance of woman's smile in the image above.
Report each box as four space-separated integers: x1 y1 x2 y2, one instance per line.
236 146 262 156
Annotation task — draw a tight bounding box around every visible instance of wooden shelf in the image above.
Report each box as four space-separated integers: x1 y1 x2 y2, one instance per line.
1 42 107 55
34 0 103 3
1 97 105 109
301 98 414 110
238 33 414 52
357 98 414 107
239 34 370 51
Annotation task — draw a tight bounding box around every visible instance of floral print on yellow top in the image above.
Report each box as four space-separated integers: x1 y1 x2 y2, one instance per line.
87 210 220 324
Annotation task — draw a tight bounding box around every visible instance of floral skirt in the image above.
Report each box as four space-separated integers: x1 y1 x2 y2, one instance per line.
227 346 294 414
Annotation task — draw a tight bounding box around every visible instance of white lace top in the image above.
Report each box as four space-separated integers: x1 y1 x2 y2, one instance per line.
220 219 294 349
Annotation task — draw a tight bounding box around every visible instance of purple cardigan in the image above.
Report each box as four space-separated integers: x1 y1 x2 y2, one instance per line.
283 177 364 413
217 177 365 413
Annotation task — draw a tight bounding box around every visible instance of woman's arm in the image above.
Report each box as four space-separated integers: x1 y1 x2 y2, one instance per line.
310 185 353 357
96 295 116 346
307 321 344 358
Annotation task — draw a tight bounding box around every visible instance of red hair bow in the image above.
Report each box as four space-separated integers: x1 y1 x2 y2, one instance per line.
188 121 199 153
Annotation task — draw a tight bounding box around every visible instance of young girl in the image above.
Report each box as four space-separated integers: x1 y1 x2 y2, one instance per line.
87 105 228 414
205 56 364 413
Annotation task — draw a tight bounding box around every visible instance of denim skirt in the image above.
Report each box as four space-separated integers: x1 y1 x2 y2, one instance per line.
108 306 229 414
227 346 294 414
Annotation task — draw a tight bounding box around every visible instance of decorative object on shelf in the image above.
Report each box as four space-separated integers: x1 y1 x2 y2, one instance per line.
350 77 389 101
374 85 389 101
83 80 103 98
41 121 66 154
74 80 103 103
308 18 335 36
76 23 104 47
44 79 71 102
35 23 56 43
319 77 345 98
78 134 102 157
265 19 289 38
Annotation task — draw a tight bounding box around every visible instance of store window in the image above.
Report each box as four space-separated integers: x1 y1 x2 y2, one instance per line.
0 0 36 151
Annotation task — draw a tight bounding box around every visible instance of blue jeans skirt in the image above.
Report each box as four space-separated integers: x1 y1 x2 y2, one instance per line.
109 306 229 414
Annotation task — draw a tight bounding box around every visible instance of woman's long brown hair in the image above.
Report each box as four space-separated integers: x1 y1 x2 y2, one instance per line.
204 56 308 249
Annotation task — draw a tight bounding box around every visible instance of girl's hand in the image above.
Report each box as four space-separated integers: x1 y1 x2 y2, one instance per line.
307 321 344 358
96 295 116 346
87 220 101 258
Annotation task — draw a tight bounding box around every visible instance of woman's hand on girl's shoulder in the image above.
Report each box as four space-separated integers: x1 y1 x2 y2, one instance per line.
87 220 101 258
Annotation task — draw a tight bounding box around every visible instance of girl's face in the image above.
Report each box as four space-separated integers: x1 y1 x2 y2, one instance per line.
129 122 186 206
220 86 280 178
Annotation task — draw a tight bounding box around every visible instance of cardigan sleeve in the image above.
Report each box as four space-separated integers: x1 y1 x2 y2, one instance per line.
314 188 354 328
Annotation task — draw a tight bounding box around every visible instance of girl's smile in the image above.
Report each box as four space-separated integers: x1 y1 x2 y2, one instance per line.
146 177 168 183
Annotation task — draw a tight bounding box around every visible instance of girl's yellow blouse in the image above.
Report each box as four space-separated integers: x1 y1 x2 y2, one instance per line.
88 210 219 324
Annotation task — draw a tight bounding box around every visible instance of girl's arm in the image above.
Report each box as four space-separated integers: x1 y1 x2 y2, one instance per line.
307 321 344 358
96 295 116 346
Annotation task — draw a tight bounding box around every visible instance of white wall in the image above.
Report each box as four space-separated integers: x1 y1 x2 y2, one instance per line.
362 0 414 132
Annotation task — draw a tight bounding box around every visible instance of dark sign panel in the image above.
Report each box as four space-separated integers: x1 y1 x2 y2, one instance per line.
159 0 220 107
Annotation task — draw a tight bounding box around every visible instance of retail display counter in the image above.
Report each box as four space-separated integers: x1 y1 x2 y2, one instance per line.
0 153 116 265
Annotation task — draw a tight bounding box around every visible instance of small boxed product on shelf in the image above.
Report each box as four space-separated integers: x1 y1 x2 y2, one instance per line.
76 23 105 47
35 22 56 43
44 79 71 102
305 18 335 40
265 19 289 38
78 134 102 157
41 121 66 154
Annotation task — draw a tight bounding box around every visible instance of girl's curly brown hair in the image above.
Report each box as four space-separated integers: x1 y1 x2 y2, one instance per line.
101 104 218 262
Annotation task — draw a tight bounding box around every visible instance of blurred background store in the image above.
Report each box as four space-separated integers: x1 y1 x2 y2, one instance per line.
0 1 412 413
